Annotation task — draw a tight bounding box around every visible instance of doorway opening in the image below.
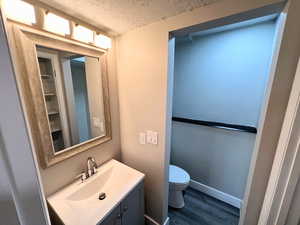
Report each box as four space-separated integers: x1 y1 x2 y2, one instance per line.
167 13 283 225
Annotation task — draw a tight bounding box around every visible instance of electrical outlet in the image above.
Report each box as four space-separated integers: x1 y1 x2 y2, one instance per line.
146 130 158 145
152 131 158 145
93 117 101 128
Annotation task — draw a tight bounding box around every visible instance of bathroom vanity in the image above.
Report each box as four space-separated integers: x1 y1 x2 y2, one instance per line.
48 160 145 225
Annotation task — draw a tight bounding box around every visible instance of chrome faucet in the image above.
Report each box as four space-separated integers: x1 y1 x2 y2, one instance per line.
87 156 98 177
76 157 98 182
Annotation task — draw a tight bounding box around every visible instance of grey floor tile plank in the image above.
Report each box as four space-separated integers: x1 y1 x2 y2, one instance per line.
169 188 240 225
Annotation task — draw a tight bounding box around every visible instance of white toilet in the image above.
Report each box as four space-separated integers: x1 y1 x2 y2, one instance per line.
168 165 190 208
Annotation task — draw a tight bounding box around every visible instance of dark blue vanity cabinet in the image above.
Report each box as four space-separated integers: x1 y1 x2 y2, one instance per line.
99 182 144 225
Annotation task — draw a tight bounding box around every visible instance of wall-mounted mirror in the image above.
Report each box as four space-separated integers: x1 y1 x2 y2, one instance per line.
10 24 111 167
37 47 107 153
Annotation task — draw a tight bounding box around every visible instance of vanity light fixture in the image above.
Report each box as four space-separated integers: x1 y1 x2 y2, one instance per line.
95 34 112 49
44 12 70 36
73 24 94 43
3 0 112 50
3 0 36 25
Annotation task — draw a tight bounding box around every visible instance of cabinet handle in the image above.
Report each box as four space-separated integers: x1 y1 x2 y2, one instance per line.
123 206 128 212
116 213 122 219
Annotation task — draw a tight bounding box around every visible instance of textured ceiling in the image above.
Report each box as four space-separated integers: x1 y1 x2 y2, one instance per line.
37 0 221 35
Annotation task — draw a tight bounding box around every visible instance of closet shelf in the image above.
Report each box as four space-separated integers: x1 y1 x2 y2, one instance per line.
44 92 56 97
48 111 59 116
51 128 62 133
41 74 52 79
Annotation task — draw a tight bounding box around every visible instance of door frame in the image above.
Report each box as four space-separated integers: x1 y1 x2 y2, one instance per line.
239 10 287 225
166 1 300 225
258 57 300 225
0 9 50 225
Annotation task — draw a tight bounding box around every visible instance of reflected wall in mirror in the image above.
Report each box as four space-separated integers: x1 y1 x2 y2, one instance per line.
36 47 107 153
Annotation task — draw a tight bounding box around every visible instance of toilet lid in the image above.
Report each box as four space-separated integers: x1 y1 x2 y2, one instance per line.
169 165 190 184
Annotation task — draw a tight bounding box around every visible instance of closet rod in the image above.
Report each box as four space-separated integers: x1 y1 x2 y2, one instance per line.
172 117 257 134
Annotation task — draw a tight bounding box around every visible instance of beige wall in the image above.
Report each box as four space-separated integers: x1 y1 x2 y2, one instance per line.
38 42 121 196
116 0 289 224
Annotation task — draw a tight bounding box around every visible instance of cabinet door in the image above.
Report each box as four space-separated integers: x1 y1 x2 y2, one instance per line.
121 182 145 225
99 205 121 225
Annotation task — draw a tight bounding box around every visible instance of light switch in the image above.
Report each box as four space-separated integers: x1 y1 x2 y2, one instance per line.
146 130 153 144
152 131 158 145
139 132 146 145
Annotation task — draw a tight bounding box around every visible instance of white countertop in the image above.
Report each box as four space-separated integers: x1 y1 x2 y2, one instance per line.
47 159 145 225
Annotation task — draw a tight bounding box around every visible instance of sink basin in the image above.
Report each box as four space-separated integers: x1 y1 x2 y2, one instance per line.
67 166 113 201
47 159 145 225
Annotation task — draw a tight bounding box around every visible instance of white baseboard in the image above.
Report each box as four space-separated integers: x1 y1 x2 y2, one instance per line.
145 215 159 225
163 217 170 225
144 215 170 225
189 179 243 209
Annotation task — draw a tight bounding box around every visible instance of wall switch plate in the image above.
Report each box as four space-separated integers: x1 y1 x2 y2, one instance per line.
139 132 146 145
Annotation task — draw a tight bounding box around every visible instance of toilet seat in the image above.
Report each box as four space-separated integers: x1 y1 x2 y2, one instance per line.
169 165 190 185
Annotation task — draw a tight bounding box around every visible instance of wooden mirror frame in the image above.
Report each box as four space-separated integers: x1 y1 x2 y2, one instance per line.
9 23 112 168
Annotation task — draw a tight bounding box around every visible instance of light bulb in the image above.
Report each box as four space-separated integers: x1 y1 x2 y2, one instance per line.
4 0 36 25
45 12 70 35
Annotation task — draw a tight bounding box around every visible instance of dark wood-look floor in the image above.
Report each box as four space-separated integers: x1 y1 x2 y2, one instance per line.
169 188 240 225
